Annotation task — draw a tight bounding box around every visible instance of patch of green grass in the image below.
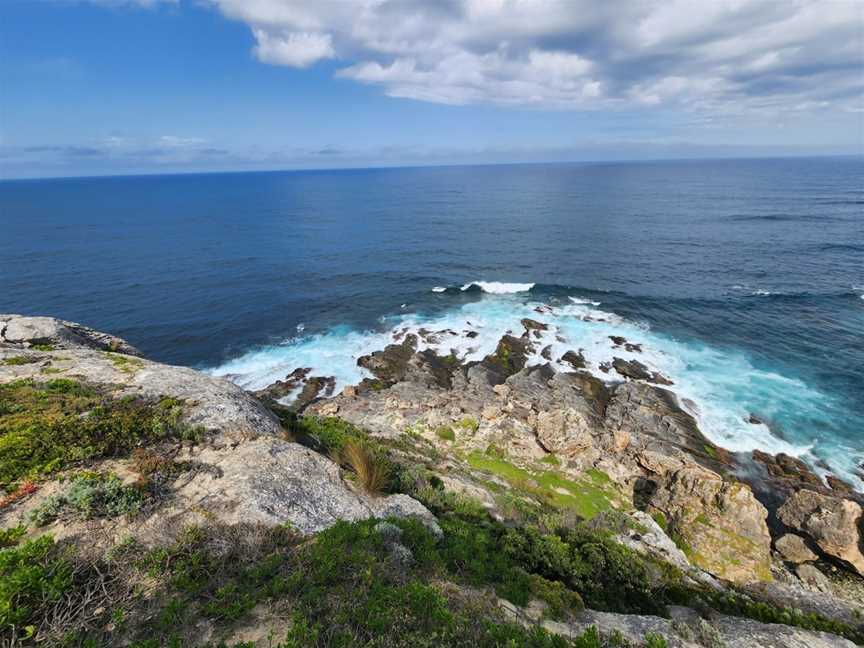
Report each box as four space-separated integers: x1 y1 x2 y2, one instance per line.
467 451 622 521
2 356 36 366
651 511 668 532
0 379 196 490
27 472 144 526
541 454 561 466
435 425 456 442
30 344 54 352
104 352 144 374
39 367 63 375
702 444 718 460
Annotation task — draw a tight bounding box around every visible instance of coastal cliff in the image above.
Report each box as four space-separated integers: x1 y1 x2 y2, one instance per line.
1 314 862 647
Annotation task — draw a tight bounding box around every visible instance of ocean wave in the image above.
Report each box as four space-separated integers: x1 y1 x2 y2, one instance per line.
208 291 862 488
460 281 536 294
431 286 447 293
569 296 601 306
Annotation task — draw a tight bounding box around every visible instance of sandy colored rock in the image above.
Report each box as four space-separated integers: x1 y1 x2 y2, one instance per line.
647 466 772 583
775 533 818 563
778 489 864 576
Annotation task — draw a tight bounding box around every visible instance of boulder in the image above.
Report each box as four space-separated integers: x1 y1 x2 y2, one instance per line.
480 334 532 381
561 349 586 370
795 563 832 592
357 336 417 384
777 490 864 576
293 375 336 410
613 510 692 573
534 408 595 455
611 358 672 385
775 533 818 563
138 437 438 538
0 314 140 355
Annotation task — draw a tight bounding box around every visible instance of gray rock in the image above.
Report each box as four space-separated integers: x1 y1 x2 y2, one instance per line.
775 533 818 563
795 563 832 592
0 314 140 355
615 510 691 573
140 437 438 538
541 608 856 648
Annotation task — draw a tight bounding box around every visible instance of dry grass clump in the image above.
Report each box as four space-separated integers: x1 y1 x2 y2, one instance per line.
339 441 390 495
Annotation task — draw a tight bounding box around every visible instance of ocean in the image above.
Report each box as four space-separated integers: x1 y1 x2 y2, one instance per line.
1 157 862 485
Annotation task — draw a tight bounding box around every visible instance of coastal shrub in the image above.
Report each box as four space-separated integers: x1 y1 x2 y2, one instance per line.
0 535 73 634
435 425 456 442
27 472 144 526
0 525 26 548
0 379 195 489
456 416 479 434
294 415 368 453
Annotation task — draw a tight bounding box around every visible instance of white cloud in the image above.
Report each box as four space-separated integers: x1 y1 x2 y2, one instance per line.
195 1 864 115
253 29 334 67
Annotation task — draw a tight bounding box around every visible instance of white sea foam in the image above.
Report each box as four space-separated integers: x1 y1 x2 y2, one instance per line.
431 286 447 293
460 281 535 294
569 296 601 306
208 291 862 488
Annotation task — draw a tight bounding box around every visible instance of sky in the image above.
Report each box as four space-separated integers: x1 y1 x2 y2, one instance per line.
1 0 862 178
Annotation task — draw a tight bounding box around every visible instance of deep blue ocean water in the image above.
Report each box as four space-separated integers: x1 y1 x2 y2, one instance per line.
2 158 862 483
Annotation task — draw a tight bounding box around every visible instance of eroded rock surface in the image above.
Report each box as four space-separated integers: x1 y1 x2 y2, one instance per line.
778 489 864 576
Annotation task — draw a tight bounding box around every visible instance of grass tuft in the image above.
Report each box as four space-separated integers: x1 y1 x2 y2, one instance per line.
340 441 390 495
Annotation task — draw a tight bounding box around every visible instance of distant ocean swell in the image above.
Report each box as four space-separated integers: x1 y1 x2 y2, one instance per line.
209 281 864 488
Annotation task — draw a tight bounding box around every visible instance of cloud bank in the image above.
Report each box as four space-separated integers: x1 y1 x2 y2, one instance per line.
207 0 863 114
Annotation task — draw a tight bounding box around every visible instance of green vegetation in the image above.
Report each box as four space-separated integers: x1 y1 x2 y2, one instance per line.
31 344 55 352
467 450 624 520
27 471 144 526
435 425 456 442
456 416 479 434
104 351 145 374
0 535 73 636
0 378 197 490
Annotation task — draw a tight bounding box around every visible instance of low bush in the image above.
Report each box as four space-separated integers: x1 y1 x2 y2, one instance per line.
27 472 144 526
0 535 73 637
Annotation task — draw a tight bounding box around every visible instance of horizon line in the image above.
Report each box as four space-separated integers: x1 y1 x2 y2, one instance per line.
1 152 861 183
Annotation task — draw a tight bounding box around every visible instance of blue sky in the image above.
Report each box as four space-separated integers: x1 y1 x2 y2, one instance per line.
1 0 862 178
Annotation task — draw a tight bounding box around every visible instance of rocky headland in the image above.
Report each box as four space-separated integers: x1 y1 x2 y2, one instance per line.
1 314 862 647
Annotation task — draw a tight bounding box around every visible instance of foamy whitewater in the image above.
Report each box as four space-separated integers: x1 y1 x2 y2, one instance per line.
209 283 863 489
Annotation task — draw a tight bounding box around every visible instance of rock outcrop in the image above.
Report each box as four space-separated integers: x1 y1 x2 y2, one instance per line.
645 465 773 582
1 313 140 355
1 315 437 541
777 489 864 576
